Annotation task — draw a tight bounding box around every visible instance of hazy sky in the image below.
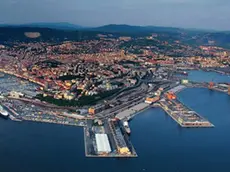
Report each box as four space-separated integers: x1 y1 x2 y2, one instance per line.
0 0 230 30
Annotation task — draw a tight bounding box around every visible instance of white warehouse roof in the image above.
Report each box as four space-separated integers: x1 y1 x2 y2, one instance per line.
95 134 111 154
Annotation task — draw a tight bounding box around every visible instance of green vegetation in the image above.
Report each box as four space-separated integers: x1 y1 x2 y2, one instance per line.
129 49 144 54
120 39 158 49
119 60 140 66
58 75 84 81
35 59 63 68
35 89 120 107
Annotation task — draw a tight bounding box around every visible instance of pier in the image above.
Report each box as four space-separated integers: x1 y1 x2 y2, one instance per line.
84 119 137 158
185 81 229 94
158 97 214 128
155 84 214 128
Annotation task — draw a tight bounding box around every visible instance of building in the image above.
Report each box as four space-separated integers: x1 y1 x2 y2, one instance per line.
109 120 131 155
119 37 131 41
63 92 75 100
88 107 96 115
181 79 189 84
145 96 160 104
9 91 24 98
95 134 112 154
88 104 107 115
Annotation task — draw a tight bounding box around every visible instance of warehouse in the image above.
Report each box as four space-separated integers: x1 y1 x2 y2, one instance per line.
95 134 112 154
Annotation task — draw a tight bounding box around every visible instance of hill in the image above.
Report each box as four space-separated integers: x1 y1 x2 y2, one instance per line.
0 25 230 49
0 22 83 30
0 27 102 44
89 24 185 33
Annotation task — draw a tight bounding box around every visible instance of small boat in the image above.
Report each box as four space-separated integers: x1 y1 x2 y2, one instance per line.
0 105 9 119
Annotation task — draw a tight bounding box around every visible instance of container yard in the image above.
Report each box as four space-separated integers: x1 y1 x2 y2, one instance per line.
84 119 137 158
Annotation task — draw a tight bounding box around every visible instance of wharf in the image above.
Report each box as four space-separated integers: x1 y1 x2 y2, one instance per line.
168 85 186 94
9 115 22 122
185 82 229 94
0 69 44 87
158 98 214 128
115 102 150 120
22 117 86 127
84 119 137 158
0 103 22 121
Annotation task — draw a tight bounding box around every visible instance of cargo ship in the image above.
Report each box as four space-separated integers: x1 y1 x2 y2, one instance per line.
0 105 9 118
123 121 131 135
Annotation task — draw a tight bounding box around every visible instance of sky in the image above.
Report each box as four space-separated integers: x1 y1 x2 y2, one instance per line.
0 0 230 30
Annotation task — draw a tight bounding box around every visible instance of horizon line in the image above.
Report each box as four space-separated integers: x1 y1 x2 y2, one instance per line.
0 22 226 32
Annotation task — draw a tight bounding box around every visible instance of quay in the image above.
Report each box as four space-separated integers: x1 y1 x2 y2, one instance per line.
202 68 230 75
157 96 214 128
168 85 186 94
22 117 86 127
7 97 77 111
84 119 137 158
115 102 150 120
183 81 229 95
9 115 22 122
0 70 45 87
0 103 22 121
156 84 214 128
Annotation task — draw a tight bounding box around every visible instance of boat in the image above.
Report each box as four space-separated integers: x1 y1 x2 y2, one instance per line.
182 71 188 76
0 105 9 118
123 121 131 134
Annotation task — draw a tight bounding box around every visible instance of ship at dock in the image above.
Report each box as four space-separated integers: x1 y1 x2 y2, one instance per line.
123 121 131 135
0 105 9 118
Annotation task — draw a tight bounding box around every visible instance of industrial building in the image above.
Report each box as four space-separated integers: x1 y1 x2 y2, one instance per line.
181 79 189 84
88 104 107 115
145 96 160 104
109 120 131 155
9 91 24 98
95 134 112 154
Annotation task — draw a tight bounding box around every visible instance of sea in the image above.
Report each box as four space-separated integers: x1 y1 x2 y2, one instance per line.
1 70 230 172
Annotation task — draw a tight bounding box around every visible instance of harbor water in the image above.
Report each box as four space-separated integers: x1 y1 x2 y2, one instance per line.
188 70 230 83
1 70 230 172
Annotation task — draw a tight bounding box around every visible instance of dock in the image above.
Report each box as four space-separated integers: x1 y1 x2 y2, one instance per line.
9 115 22 122
158 98 214 128
21 116 86 127
84 119 137 158
115 102 150 120
168 85 186 94
185 81 229 95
